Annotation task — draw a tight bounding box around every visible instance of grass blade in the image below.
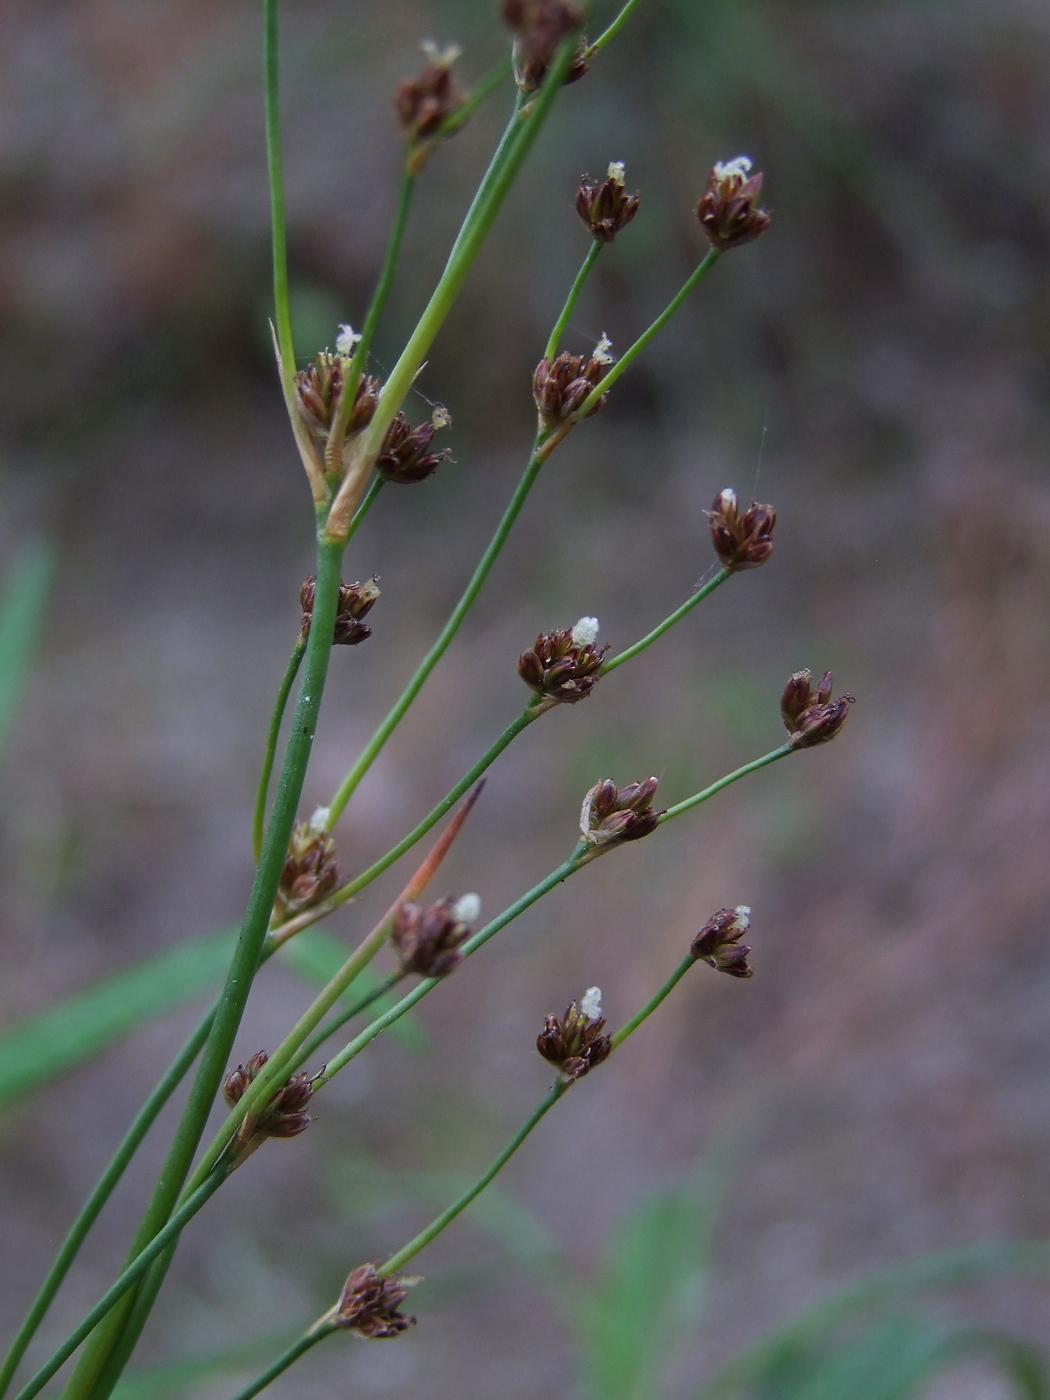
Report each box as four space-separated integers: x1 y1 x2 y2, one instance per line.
0 539 54 769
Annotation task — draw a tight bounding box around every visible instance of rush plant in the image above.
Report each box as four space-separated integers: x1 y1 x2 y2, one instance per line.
0 4 861 1399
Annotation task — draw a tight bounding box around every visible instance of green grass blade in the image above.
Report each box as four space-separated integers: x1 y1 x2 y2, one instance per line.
111 1333 299 1400
0 539 54 769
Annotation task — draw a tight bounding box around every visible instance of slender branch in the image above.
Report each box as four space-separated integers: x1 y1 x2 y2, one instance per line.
575 248 721 420
659 743 794 824
221 1331 333 1400
544 241 603 362
264 0 294 388
441 56 513 138
252 639 305 863
345 474 383 544
601 568 730 675
610 954 697 1048
587 0 646 55
295 971 402 1065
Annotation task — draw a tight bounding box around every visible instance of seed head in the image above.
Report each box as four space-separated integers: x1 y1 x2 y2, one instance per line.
333 1263 416 1339
222 1051 320 1143
691 906 753 978
706 488 776 571
696 155 771 252
394 41 466 155
518 622 609 706
294 354 380 442
780 669 854 749
376 410 452 484
536 991 612 1079
391 895 478 979
300 575 381 647
502 0 588 93
277 819 344 917
579 776 663 850
532 344 611 425
576 165 640 242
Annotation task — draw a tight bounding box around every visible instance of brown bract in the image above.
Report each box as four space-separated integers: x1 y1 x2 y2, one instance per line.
300 575 380 647
277 818 344 916
576 170 640 242
536 999 611 1079
294 355 380 440
532 351 608 425
376 411 451 484
706 488 776 571
579 777 663 849
780 668 854 748
696 161 771 251
518 626 608 705
502 0 587 92
334 1264 416 1338
691 906 753 978
391 896 473 979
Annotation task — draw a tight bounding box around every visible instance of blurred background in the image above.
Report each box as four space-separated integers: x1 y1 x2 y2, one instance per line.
1 0 1050 1395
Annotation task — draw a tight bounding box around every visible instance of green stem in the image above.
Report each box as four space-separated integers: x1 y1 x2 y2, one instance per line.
345 475 383 543
609 955 697 1048
11 1170 228 1400
575 248 721 419
601 568 730 675
60 533 346 1400
438 56 513 138
381 1081 568 1275
544 241 603 362
325 445 548 827
294 972 401 1066
221 1331 332 1400
264 0 294 387
251 639 305 863
0 1013 212 1400
660 742 794 824
587 0 646 55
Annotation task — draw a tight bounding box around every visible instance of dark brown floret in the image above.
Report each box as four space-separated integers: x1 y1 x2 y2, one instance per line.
294 355 380 440
300 575 381 647
502 0 587 93
376 411 452 484
390 896 476 979
575 168 639 242
706 488 776 571
276 818 344 917
333 1263 416 1338
696 157 771 252
517 625 608 705
780 669 854 748
691 906 753 978
532 349 610 425
536 995 611 1079
579 776 663 849
222 1051 319 1141
394 47 465 146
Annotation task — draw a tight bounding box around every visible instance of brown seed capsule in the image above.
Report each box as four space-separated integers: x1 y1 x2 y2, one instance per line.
579 776 662 849
706 488 776 572
222 1051 319 1141
376 410 452 484
518 617 608 706
536 987 611 1079
394 43 465 147
691 906 753 978
696 156 771 252
300 575 381 647
276 818 343 917
502 0 587 93
333 1263 416 1338
576 163 640 243
391 894 478 979
780 669 854 748
532 341 613 426
294 354 381 441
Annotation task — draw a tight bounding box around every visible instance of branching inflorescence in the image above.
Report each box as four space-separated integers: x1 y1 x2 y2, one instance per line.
0 5 855 1400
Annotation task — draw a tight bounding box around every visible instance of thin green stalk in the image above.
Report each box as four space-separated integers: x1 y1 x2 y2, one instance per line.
575 248 721 420
0 1013 211 1400
295 971 401 1066
659 742 794 823
325 444 549 827
439 56 513 139
544 241 603 362
588 0 646 55
11 1171 228 1400
610 955 696 1048
601 568 730 675
251 640 305 863
60 534 346 1400
346 474 383 542
221 1331 332 1400
264 0 294 387
381 1081 568 1275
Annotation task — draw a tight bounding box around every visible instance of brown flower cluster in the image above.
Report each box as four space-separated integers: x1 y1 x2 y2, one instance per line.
536 988 611 1079
376 408 451 484
391 895 478 979
781 669 854 748
691 906 753 978
576 163 639 242
300 575 380 647
580 777 663 850
332 1263 416 1339
294 354 380 441
394 43 464 148
696 156 771 252
502 0 588 93
706 488 776 572
222 1051 318 1141
277 816 343 917
533 344 612 425
518 618 608 706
